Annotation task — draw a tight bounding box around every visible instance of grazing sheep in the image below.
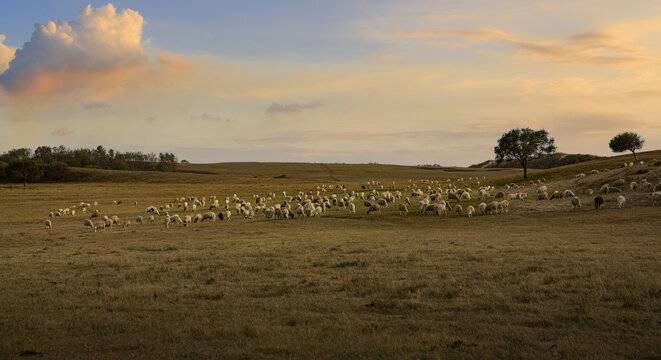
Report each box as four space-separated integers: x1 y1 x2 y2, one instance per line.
594 196 604 209
652 192 661 207
366 203 381 215
613 179 625 187
497 200 510 214
93 222 106 232
349 202 356 214
515 193 527 201
564 190 575 198
549 191 563 200
201 212 216 222
454 204 463 216
537 191 549 201
164 215 171 229
45 220 52 229
495 191 505 199
507 193 517 201
447 192 459 201
460 192 471 201
111 215 120 225
478 202 487 215
405 197 411 205
571 197 581 210
630 182 638 191
398 203 408 215
654 183 661 192
148 215 155 224
136 216 143 225
183 215 192 227
485 201 499 215
586 189 594 197
123 221 131 228
193 214 203 223
83 219 94 228
616 195 626 209
537 186 548 194
600 184 610 193
466 205 475 218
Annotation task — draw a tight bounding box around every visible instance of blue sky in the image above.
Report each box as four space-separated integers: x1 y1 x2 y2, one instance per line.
1 1 661 165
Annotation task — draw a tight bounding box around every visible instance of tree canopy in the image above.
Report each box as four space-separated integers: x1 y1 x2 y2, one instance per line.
494 128 556 179
608 132 644 161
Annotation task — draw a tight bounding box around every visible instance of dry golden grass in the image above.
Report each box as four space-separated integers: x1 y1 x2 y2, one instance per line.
1 156 660 359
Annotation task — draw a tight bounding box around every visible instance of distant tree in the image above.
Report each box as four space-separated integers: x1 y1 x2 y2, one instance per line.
33 146 53 163
181 159 190 164
157 152 178 172
609 132 644 161
6 159 41 187
494 128 557 179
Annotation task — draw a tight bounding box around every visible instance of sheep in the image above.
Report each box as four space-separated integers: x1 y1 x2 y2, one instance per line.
136 216 143 225
654 183 661 192
594 195 604 209
571 197 581 210
600 184 610 193
454 204 463 216
366 203 381 215
613 179 625 187
507 193 517 201
537 191 549 201
549 191 563 200
630 181 638 191
201 212 216 222
447 192 459 201
83 219 94 228
398 203 408 215
45 220 52 229
485 201 499 215
586 189 594 197
466 205 475 218
148 215 155 224
105 218 113 228
183 215 192 227
405 197 411 205
564 190 575 198
111 215 120 225
652 192 661 207
460 192 471 201
94 222 106 232
495 191 505 199
515 193 527 201
536 186 548 194
349 202 356 214
478 202 487 215
616 195 626 209
164 215 171 229
497 200 510 214
123 221 132 228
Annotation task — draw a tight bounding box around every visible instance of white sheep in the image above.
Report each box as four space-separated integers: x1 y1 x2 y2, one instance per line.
94 222 106 232
571 197 581 210
460 192 471 201
600 184 610 193
398 203 408 215
454 204 463 216
45 220 52 229
183 215 192 227
613 179 625 187
497 200 510 214
466 205 475 218
485 201 499 215
164 215 171 229
83 219 94 228
349 202 356 214
136 216 143 225
586 189 594 197
366 203 381 215
630 182 638 191
478 202 487 215
617 195 626 209
148 215 155 224
201 212 216 222
123 221 132 228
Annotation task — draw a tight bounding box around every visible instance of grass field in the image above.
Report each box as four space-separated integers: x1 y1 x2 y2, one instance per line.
1 152 660 359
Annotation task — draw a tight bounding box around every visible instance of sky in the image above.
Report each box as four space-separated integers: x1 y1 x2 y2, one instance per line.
1 1 661 166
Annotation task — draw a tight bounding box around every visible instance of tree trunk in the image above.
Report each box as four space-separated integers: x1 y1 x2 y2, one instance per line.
523 165 527 179
632 150 638 162
23 173 27 187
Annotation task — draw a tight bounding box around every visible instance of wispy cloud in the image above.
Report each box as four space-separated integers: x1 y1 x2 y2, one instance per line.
266 101 324 115
83 102 111 109
51 128 73 136
190 113 231 122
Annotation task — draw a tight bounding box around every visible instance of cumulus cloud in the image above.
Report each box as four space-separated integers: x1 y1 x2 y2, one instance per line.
0 4 147 98
0 34 16 73
266 101 323 115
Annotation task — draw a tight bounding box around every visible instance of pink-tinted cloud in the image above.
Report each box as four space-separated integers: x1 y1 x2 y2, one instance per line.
0 34 15 73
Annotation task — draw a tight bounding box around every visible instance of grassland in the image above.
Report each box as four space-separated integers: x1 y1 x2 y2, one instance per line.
0 151 660 359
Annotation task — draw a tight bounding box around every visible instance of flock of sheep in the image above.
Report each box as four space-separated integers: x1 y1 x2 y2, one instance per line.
43 164 661 231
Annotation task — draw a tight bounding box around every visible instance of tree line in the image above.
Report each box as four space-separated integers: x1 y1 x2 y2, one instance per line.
0 145 179 186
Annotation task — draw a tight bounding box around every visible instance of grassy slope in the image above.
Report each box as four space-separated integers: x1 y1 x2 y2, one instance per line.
0 151 660 359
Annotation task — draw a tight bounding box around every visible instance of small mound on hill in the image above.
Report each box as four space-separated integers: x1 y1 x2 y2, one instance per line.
470 153 601 169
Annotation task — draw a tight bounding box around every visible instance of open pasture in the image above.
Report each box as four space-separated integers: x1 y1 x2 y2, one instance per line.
1 158 660 359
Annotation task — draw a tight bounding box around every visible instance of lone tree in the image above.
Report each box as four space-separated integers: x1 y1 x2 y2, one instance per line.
609 132 644 162
494 128 556 179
